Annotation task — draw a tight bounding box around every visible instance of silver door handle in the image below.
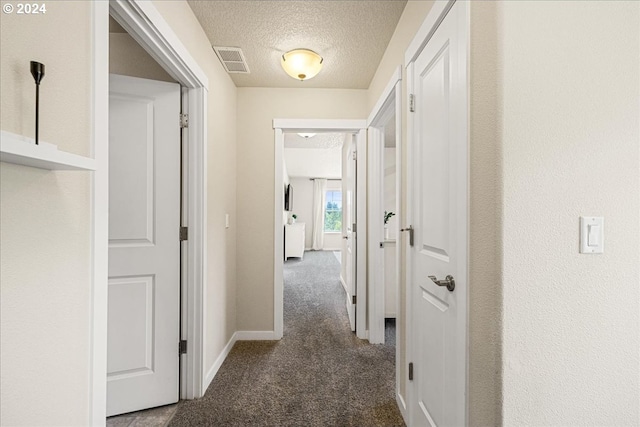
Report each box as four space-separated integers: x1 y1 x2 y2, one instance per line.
400 225 414 246
428 275 455 292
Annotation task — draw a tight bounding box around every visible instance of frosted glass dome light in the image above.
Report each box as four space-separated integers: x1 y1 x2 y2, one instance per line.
281 49 323 81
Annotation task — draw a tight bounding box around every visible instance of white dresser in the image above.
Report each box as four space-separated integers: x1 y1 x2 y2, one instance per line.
284 222 305 260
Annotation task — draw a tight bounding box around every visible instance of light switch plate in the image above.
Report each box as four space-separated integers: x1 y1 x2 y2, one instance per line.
580 216 604 254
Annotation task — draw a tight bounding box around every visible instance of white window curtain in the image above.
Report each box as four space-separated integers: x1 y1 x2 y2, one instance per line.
311 179 327 250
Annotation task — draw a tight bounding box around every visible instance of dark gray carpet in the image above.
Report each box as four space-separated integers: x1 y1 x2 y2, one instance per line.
169 250 403 427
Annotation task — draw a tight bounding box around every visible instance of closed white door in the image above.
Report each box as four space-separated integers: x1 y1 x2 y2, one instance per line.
408 2 468 426
343 136 357 331
107 74 181 416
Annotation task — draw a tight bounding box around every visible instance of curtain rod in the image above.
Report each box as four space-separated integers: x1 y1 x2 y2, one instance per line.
308 178 341 181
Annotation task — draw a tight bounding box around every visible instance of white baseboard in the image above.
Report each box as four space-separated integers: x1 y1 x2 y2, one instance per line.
340 275 348 294
204 332 238 391
235 330 278 340
323 247 341 251
397 392 408 424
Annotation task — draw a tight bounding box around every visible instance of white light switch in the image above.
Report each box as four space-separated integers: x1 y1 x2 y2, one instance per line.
580 216 604 254
587 224 600 246
225 214 230 229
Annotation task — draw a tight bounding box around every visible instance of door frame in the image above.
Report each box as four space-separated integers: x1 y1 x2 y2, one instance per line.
90 1 209 423
404 0 469 424
272 119 368 340
366 66 402 346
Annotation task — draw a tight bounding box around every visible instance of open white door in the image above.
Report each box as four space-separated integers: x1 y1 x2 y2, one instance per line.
407 1 468 426
107 74 181 416
343 135 358 331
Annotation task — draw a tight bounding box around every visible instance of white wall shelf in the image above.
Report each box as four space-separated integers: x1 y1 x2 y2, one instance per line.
1 130 96 171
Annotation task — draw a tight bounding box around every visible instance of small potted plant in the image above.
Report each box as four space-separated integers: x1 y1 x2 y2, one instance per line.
384 211 395 239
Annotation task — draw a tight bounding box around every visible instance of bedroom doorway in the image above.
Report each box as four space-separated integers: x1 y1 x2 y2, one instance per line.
273 120 367 340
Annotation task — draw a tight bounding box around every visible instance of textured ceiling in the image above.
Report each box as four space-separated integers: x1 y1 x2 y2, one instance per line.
187 1 407 89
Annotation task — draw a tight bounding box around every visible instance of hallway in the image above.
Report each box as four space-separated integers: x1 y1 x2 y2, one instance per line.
168 250 403 426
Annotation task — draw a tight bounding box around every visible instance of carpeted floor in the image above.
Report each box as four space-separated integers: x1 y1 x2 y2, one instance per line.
169 250 403 427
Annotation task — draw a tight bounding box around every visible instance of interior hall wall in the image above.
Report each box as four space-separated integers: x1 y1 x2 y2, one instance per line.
496 2 639 424
236 87 367 331
0 2 92 424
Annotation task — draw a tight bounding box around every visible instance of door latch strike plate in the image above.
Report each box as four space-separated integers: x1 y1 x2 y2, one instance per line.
409 362 414 381
352 295 356 305
179 340 187 355
180 226 188 241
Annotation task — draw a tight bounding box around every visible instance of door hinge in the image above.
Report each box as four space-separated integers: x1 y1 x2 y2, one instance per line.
352 295 357 305
179 340 187 355
352 223 357 233
409 362 414 381
352 151 357 161
180 226 188 241
409 94 415 112
180 113 189 128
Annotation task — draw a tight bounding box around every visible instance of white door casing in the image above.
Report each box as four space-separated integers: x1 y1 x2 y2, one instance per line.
407 1 469 426
107 74 181 416
366 67 402 346
344 136 358 331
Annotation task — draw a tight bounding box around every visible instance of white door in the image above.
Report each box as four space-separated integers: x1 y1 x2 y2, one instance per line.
343 136 357 331
107 74 181 416
408 2 468 426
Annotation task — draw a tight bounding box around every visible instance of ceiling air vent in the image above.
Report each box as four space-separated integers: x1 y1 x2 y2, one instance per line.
213 46 250 74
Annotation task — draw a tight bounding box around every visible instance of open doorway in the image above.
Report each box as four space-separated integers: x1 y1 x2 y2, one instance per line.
107 15 183 418
281 132 350 336
99 2 209 422
366 67 403 412
272 120 367 341
367 68 402 346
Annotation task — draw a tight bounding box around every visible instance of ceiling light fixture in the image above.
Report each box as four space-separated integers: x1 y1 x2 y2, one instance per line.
297 133 317 138
281 49 323 81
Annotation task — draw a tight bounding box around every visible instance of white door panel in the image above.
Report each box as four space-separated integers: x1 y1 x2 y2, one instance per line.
344 136 357 331
108 74 181 416
409 2 468 426
109 94 155 245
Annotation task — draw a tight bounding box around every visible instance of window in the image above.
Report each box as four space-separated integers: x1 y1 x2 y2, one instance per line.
324 190 342 232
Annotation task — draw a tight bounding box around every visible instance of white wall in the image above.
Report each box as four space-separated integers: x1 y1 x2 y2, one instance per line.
236 88 367 331
150 0 238 389
109 32 175 82
496 2 640 424
0 2 92 425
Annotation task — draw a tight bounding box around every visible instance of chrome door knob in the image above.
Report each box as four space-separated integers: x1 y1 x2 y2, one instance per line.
428 275 455 292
